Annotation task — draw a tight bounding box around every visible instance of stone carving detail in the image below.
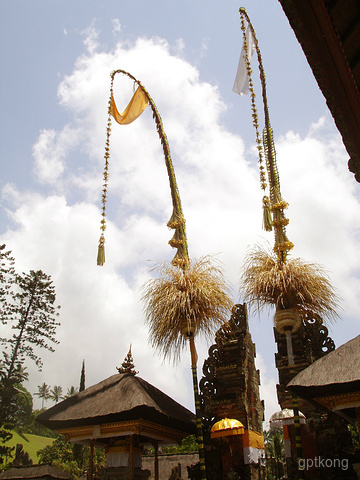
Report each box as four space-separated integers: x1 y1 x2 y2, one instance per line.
198 304 264 480
302 310 336 359
199 303 263 431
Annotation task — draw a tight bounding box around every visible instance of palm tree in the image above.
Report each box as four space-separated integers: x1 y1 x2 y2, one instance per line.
264 428 285 480
98 70 234 480
34 382 50 409
49 385 63 403
64 386 78 398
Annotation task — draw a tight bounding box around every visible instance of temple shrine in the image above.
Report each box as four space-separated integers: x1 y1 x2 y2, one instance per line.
274 312 358 479
36 350 196 480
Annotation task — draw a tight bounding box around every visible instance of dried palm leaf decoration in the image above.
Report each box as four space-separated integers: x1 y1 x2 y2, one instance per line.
234 9 339 470
97 69 233 480
234 9 339 326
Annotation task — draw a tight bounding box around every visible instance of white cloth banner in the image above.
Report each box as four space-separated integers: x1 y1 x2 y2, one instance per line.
232 25 256 95
244 446 265 465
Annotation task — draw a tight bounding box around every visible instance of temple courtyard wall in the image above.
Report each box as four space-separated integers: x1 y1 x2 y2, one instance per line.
142 453 199 480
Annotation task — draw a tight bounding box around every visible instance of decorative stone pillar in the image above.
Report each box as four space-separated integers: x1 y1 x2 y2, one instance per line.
199 304 265 480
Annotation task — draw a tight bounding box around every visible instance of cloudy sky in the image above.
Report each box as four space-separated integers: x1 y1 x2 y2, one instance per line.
1 0 359 425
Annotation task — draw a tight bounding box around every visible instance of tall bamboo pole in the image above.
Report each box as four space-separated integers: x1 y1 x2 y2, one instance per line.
238 9 303 476
189 336 207 479
99 70 207 479
100 69 188 268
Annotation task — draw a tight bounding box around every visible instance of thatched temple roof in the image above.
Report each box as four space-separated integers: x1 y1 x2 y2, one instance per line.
0 465 71 480
278 0 360 182
36 373 195 436
287 334 360 398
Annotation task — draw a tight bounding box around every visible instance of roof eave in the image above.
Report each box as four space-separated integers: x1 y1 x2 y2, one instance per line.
278 0 360 182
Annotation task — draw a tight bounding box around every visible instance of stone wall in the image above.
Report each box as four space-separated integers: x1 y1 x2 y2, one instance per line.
142 453 199 480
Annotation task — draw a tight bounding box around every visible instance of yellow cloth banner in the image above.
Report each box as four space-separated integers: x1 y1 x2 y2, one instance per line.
110 86 148 125
243 430 265 465
243 430 265 449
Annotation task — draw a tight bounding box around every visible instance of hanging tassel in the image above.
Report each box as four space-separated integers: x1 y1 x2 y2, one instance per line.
262 196 272 231
97 234 105 266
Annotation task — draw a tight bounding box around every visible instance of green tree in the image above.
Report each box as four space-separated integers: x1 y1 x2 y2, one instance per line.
0 245 18 464
79 360 85 392
23 409 57 438
1 270 60 377
0 249 60 467
0 244 16 320
37 435 105 480
0 358 28 466
264 427 285 480
37 435 82 479
11 384 33 431
161 435 198 454
0 429 14 467
0 270 60 416
34 383 51 409
49 385 63 404
64 386 78 399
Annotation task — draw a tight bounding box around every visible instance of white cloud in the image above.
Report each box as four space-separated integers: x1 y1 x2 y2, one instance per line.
32 126 80 186
2 34 360 422
81 20 99 55
112 18 121 34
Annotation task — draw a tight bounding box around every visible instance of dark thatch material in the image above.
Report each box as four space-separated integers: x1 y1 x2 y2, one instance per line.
278 0 360 183
36 373 195 435
0 465 71 480
287 334 360 398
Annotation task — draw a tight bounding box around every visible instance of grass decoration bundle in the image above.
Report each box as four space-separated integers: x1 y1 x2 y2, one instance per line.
98 69 233 479
142 256 233 363
235 10 340 470
240 245 339 321
235 9 339 328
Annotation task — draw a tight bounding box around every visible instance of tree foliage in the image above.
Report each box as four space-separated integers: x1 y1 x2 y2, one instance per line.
37 435 105 480
49 385 63 404
1 269 61 378
0 245 16 322
64 386 78 399
264 427 286 480
79 359 85 392
23 409 58 438
0 268 60 421
34 383 51 409
0 246 60 466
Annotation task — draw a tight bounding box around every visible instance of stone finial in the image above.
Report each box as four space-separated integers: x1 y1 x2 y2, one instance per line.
117 345 138 375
